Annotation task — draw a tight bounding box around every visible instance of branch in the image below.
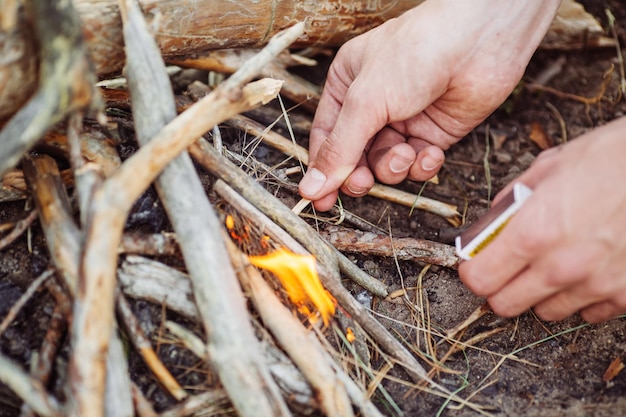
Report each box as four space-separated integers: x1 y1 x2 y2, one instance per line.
120 0 291 414
69 15 302 417
321 225 460 269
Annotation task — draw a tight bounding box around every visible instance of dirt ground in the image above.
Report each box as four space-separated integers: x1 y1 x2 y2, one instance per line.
1 1 626 416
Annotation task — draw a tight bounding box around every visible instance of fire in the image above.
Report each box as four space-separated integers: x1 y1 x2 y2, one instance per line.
248 248 336 326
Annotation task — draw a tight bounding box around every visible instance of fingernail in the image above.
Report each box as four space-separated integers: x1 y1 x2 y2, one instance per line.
346 183 368 196
421 155 439 171
389 156 413 173
300 168 327 197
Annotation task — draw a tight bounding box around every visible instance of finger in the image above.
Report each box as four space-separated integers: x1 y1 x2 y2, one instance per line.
341 163 376 197
459 191 557 296
367 127 417 184
487 243 597 318
580 301 623 324
300 76 388 200
399 109 468 149
407 143 445 182
311 190 339 212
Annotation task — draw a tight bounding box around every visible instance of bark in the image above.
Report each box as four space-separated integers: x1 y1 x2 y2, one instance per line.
121 0 289 414
1 0 611 121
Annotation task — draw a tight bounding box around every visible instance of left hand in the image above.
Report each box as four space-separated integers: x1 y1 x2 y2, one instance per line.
459 116 626 323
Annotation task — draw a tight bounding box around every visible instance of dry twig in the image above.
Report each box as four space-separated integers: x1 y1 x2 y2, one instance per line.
116 294 187 401
68 6 299 413
321 225 460 269
119 0 291 413
0 210 38 251
224 114 462 224
0 354 62 417
0 268 54 337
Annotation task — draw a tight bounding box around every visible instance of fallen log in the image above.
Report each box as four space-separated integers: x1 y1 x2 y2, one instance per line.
0 0 613 121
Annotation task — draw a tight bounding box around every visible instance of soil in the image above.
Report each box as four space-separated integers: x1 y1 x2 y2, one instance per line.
1 1 626 416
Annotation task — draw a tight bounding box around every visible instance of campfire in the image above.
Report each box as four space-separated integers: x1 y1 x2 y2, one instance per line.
0 0 615 416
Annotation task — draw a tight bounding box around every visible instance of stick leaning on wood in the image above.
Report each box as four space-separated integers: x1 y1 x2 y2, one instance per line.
69 10 302 417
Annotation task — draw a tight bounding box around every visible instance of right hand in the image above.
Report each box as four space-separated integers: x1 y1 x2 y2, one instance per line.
299 0 562 211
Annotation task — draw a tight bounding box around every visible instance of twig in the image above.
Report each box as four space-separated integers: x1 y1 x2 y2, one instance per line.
70 7 299 414
120 0 289 414
226 239 356 417
104 332 134 417
0 168 74 204
118 256 199 320
545 101 568 143
160 390 230 417
188 138 440 386
0 210 38 251
445 302 492 340
130 383 159 417
116 293 188 400
0 353 63 417
0 268 54 337
214 180 389 297
0 0 99 177
118 232 179 256
606 9 626 97
225 114 462 225
171 49 321 112
23 155 80 296
165 321 317 413
18 305 66 417
321 225 460 269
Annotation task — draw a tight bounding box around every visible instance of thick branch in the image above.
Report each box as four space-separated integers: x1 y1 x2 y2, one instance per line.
69 22 300 417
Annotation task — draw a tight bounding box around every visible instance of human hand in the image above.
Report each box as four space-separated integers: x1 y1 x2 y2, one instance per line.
459 116 626 323
299 0 561 211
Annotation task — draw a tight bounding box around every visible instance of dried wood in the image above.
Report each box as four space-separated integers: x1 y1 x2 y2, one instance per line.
0 0 100 177
0 354 63 417
165 321 318 414
118 232 179 256
104 332 134 417
130 383 159 417
224 114 462 224
322 225 460 269
41 127 122 178
542 0 615 50
159 390 229 417
186 137 443 389
227 240 356 417
116 294 187 401
120 0 289 413
214 179 389 298
2 1 610 121
0 210 37 251
20 154 133 417
0 169 74 204
69 16 297 416
22 155 81 296
18 305 66 417
175 49 320 112
118 256 199 320
0 268 54 337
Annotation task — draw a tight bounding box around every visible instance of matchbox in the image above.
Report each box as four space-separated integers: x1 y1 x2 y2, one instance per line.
455 183 533 261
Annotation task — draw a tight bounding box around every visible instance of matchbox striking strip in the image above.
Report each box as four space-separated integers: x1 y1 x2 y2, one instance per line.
455 183 533 260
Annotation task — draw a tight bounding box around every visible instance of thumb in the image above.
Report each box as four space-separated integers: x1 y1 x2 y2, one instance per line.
299 78 387 200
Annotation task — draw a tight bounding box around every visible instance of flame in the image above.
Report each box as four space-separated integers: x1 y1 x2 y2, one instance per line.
248 248 336 326
345 327 355 344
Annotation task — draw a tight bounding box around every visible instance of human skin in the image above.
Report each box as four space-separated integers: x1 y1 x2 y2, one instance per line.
460 116 626 323
296 0 626 323
299 0 562 211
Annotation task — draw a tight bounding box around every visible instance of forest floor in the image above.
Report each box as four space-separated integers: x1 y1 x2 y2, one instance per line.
1 1 626 416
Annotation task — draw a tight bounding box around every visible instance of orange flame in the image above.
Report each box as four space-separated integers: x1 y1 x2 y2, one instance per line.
248 248 336 326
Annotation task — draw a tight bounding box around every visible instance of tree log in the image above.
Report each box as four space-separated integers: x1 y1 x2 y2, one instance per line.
0 0 612 121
